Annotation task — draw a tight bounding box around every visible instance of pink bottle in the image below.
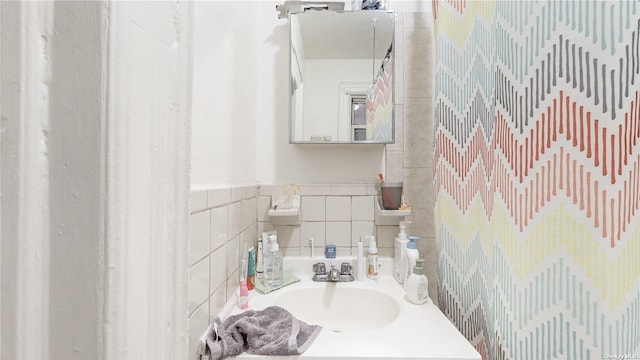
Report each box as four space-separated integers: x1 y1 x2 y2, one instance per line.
239 279 249 310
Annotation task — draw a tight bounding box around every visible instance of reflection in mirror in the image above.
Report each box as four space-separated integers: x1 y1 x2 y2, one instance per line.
289 10 394 144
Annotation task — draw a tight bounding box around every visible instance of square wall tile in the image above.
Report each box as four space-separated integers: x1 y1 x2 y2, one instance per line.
191 189 208 214
210 206 228 252
326 196 351 221
226 235 240 279
385 150 404 183
226 268 239 303
300 221 326 247
231 186 246 202
240 225 258 256
208 187 231 208
352 221 376 248
274 226 300 249
326 222 351 248
299 184 331 195
209 284 227 323
257 221 275 237
189 211 210 266
282 247 301 256
246 185 258 198
188 302 209 360
366 184 380 196
210 245 227 294
257 196 272 222
404 11 432 29
241 198 256 231
188 258 209 315
404 98 433 168
352 196 375 221
404 167 434 236
394 51 404 105
228 202 241 238
258 184 279 196
301 196 326 221
331 184 367 195
377 225 399 248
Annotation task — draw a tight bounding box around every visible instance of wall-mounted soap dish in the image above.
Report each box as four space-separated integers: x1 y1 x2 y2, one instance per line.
268 195 301 225
374 196 411 225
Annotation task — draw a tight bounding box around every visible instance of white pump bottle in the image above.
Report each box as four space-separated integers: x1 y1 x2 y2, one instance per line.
394 221 410 283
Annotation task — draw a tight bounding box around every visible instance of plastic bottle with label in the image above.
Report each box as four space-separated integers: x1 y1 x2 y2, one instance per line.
404 236 420 284
366 235 379 280
264 234 283 288
405 258 429 304
394 221 410 283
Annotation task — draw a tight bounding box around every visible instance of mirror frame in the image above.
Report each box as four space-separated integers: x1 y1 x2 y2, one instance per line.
288 10 395 145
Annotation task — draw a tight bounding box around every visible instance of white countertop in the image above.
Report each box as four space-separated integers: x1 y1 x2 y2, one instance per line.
219 257 481 360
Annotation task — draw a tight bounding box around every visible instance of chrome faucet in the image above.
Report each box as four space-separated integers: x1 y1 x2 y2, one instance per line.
312 262 354 282
329 265 340 281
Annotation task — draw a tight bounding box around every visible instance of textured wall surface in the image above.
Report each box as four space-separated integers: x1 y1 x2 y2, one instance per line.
433 1 640 359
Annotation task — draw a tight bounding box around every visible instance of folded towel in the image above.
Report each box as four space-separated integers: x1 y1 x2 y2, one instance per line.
205 306 321 360
254 271 300 294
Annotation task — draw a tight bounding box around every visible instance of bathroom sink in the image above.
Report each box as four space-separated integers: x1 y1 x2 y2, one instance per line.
274 286 400 332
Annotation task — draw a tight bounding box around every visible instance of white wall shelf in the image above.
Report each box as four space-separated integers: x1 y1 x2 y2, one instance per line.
374 196 411 225
268 194 301 225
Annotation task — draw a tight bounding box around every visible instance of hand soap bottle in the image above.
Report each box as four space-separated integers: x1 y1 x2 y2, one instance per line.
394 221 410 283
405 258 429 304
404 236 420 284
366 235 379 280
264 234 283 288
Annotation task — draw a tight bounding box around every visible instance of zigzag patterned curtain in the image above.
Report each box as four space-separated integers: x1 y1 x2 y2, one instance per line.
433 1 640 359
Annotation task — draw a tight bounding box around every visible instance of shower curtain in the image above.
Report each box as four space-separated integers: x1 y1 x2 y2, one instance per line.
433 1 640 359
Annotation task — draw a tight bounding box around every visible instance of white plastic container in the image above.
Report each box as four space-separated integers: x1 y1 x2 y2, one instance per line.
404 236 420 284
366 235 379 280
394 221 410 283
264 234 283 288
405 258 429 304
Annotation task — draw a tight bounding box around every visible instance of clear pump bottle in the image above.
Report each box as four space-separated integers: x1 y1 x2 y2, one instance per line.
263 234 283 288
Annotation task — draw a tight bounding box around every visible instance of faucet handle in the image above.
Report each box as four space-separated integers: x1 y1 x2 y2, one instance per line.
340 262 352 275
313 262 326 275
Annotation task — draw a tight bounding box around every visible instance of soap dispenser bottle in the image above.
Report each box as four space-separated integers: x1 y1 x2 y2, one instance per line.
404 236 420 283
405 258 429 304
264 234 283 288
394 221 410 283
366 235 379 280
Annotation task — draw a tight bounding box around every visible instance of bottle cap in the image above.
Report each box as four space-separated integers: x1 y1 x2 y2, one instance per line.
413 258 425 275
398 221 409 240
407 236 420 249
367 235 377 251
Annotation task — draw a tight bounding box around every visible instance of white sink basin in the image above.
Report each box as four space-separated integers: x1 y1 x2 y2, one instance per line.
274 285 400 332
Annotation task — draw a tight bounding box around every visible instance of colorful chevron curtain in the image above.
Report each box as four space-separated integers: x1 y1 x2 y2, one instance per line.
433 1 640 359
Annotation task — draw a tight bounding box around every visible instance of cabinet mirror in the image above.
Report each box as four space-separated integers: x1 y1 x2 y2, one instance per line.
289 10 395 144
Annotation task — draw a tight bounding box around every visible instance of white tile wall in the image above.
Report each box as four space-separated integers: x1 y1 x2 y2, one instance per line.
326 196 351 221
301 196 325 221
188 185 258 357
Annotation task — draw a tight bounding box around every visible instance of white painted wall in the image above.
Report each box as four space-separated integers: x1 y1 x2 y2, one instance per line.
191 1 385 186
1 1 191 359
191 1 258 186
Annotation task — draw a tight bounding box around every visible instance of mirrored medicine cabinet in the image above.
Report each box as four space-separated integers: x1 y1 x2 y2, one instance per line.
289 10 395 144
